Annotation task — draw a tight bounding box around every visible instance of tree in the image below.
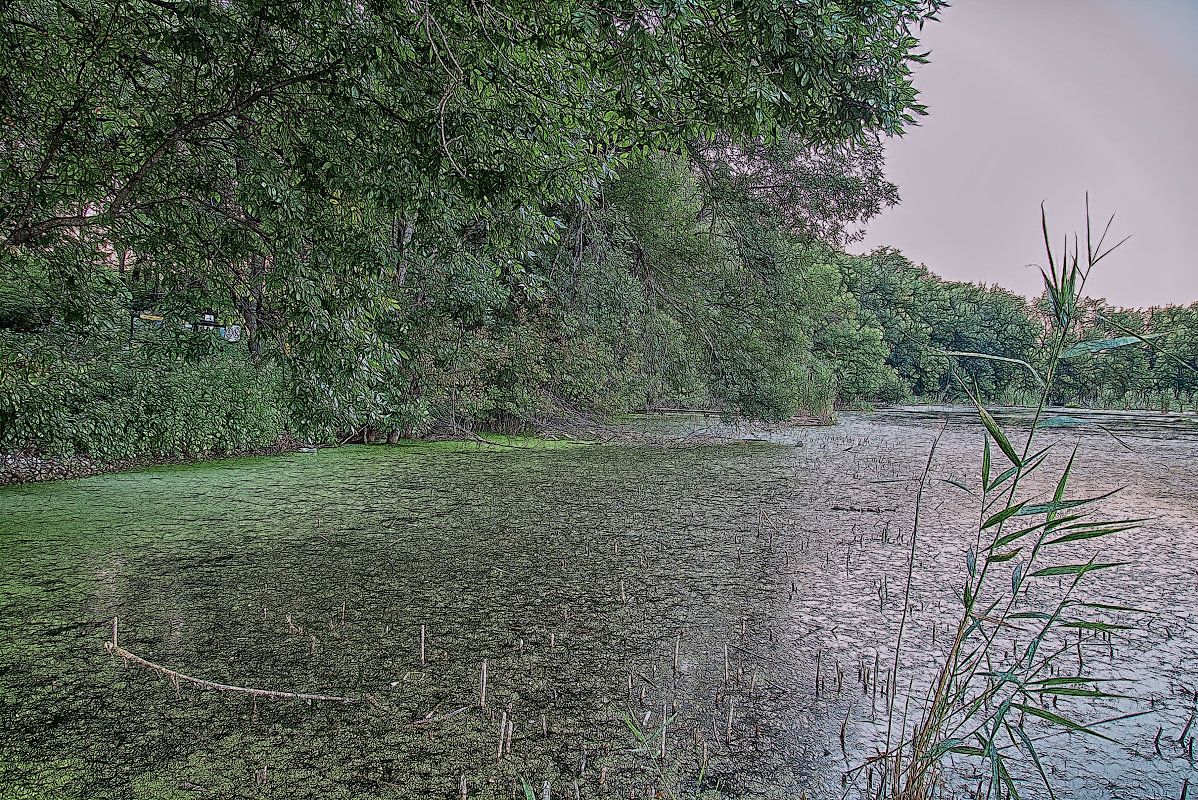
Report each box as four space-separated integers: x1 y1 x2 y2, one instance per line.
841 248 1042 403
693 134 900 247
2 0 943 295
2 0 946 438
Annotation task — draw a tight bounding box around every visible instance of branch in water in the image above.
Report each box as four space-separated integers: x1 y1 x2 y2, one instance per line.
104 617 356 703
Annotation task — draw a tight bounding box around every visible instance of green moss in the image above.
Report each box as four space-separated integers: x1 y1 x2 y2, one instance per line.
0 434 843 799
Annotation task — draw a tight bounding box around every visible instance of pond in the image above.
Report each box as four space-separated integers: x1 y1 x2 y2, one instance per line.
2 409 1196 799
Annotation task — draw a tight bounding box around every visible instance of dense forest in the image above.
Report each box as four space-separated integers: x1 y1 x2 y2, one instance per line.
2 0 1196 463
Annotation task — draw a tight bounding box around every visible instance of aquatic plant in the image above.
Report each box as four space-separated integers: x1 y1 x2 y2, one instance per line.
864 203 1149 799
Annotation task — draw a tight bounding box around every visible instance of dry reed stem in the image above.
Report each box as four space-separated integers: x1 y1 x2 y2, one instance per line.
498 711 507 760
408 706 469 727
104 618 355 703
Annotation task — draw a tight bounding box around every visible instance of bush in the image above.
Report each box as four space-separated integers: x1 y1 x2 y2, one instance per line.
0 329 287 461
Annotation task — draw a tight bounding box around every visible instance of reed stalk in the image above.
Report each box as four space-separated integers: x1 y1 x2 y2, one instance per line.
865 204 1143 799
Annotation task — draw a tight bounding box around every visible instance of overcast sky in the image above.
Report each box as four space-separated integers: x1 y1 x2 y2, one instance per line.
855 0 1198 309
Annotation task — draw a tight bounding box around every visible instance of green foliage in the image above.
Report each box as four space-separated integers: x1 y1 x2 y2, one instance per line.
694 135 901 247
840 248 1042 403
1028 295 1198 408
0 327 286 461
2 0 946 447
547 153 892 420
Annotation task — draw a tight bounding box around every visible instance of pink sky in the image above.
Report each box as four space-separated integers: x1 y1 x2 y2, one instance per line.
855 0 1198 308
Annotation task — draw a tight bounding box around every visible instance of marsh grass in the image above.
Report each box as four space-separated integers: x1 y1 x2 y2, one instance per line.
861 203 1154 799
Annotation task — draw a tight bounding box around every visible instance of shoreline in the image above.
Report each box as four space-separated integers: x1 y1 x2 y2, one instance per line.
0 413 824 487
5 404 1191 487
0 439 303 487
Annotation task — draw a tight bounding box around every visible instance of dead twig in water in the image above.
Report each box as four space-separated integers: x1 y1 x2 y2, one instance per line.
831 505 897 514
636 672 659 689
466 431 525 449
104 618 356 703
727 642 794 667
408 705 471 727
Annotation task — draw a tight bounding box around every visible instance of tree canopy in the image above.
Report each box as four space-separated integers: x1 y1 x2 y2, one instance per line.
2 0 942 248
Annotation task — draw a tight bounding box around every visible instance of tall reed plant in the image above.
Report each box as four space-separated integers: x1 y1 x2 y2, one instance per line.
865 203 1146 799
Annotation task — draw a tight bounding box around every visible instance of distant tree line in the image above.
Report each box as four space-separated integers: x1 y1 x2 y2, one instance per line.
840 248 1198 410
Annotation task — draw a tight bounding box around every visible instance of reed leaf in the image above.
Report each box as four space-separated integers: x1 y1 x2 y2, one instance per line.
993 523 1043 549
1008 722 1056 800
1033 687 1128 700
1078 601 1150 613
986 464 1021 495
938 350 1045 387
1096 312 1198 376
983 437 992 489
1060 334 1162 359
1009 703 1119 743
983 502 1029 530
948 745 987 757
1044 524 1138 545
983 447 1051 508
1028 562 1129 578
943 478 973 493
1052 449 1075 507
992 515 1080 549
1016 488 1121 517
1056 621 1131 633
922 738 968 760
978 406 1022 467
996 747 1021 800
1029 677 1110 686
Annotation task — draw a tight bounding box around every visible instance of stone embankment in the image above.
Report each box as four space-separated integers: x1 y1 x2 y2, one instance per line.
1 452 102 485
0 440 300 486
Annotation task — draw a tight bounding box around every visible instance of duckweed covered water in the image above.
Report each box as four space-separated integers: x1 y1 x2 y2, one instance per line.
1 411 1196 799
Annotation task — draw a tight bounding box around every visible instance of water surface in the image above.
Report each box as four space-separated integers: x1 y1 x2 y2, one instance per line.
2 409 1195 798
